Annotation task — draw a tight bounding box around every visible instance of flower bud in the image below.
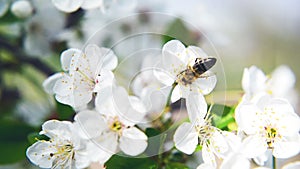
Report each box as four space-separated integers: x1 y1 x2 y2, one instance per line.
11 0 33 18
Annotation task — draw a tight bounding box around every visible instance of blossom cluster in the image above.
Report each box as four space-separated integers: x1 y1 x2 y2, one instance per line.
26 40 300 169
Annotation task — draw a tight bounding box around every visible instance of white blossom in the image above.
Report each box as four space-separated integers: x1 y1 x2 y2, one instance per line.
174 99 240 168
51 0 103 13
75 86 148 157
156 40 217 101
24 0 65 57
26 120 96 169
241 65 298 106
235 94 300 159
43 44 117 110
131 54 169 120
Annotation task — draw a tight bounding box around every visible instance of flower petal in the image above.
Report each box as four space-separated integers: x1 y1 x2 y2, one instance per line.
222 131 242 153
265 98 300 135
43 72 64 94
162 40 187 77
81 0 103 9
242 66 267 96
74 110 108 139
93 132 118 154
253 151 270 166
171 85 182 103
85 45 118 71
138 86 167 115
202 144 217 168
273 134 300 158
72 89 93 110
101 48 118 70
154 67 175 86
241 135 267 158
186 46 208 63
113 86 146 126
26 141 55 168
174 122 198 155
119 127 148 156
82 141 112 164
53 74 73 97
163 40 187 62
40 120 73 140
84 44 103 72
95 88 115 117
269 65 296 97
193 72 217 95
55 94 74 109
220 152 250 169
94 69 115 92
186 92 207 123
235 103 261 135
61 48 81 71
51 0 83 13
210 130 229 157
74 151 91 169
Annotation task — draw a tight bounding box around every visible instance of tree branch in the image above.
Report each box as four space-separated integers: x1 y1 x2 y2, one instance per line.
0 37 55 76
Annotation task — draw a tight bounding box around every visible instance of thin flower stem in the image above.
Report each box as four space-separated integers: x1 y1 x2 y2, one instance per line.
154 82 178 130
272 155 277 169
164 82 178 109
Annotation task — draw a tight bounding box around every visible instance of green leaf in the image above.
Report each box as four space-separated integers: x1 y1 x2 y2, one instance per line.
0 11 22 24
163 18 198 46
0 119 35 164
165 162 190 169
27 132 49 145
210 104 232 117
169 151 186 163
56 101 75 120
145 128 161 137
144 128 162 156
105 155 158 169
210 104 236 130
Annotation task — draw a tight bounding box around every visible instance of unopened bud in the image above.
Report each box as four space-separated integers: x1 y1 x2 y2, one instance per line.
11 0 33 18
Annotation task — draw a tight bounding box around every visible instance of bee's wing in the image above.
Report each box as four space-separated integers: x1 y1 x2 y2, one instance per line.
198 71 216 79
193 57 217 76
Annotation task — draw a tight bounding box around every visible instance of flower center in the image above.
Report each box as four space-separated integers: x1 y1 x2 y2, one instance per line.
264 126 280 149
75 67 95 87
111 121 122 132
50 143 74 157
49 143 75 168
109 117 123 133
194 120 215 146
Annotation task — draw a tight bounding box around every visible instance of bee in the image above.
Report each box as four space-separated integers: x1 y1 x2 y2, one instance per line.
176 57 217 86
